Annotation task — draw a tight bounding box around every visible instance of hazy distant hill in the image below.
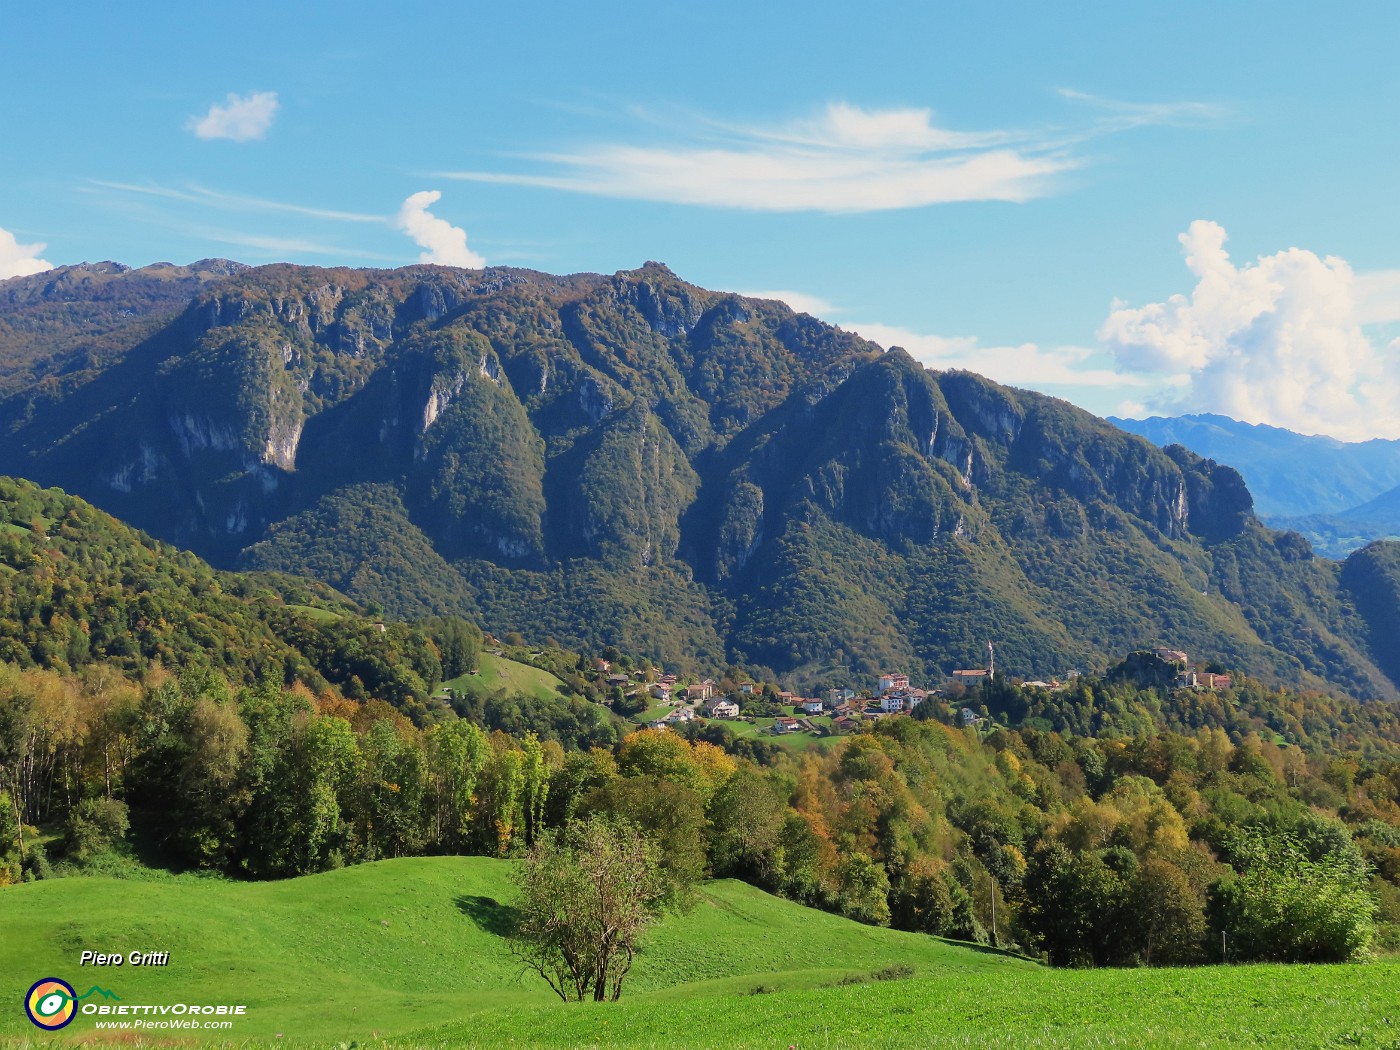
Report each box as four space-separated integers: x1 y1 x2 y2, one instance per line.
1109 413 1400 517
2 261 1399 698
1111 414 1400 557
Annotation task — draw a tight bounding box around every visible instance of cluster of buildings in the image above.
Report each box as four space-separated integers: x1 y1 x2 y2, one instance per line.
615 640 1232 737
1150 648 1233 691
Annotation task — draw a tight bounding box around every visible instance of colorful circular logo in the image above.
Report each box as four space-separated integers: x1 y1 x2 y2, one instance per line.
25 978 77 1030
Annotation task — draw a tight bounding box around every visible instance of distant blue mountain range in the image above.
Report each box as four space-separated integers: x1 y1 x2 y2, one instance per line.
1111 413 1400 558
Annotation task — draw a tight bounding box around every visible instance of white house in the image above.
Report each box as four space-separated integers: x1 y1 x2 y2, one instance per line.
704 698 740 719
878 673 910 694
801 698 824 715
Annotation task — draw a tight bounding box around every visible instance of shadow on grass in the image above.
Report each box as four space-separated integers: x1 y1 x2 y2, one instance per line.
455 894 519 937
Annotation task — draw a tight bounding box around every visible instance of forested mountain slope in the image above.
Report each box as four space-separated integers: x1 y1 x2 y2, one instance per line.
1 262 1398 697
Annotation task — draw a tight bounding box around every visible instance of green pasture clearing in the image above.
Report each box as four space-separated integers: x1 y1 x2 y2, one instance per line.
726 716 840 753
631 701 676 724
280 603 342 622
412 957 1400 1049
3 857 1397 1049
0 857 1025 1045
438 652 569 703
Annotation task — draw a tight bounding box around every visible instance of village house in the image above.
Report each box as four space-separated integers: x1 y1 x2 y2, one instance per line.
801 698 824 715
739 682 756 694
649 682 672 701
686 683 716 708
1201 672 1232 690
664 706 696 724
836 698 867 718
879 674 912 700
1153 647 1189 665
833 715 861 733
959 707 985 727
948 668 989 690
879 693 906 713
593 658 611 673
704 698 740 719
605 673 630 688
772 716 801 734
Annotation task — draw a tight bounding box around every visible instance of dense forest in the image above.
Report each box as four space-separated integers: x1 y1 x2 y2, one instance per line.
4 643 1399 968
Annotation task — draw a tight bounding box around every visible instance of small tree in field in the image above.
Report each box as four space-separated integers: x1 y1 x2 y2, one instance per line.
510 815 666 1002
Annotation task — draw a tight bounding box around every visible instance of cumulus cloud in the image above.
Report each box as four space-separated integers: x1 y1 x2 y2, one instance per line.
188 91 280 142
394 191 485 268
1100 221 1400 440
854 321 1135 390
444 102 1075 213
0 226 52 279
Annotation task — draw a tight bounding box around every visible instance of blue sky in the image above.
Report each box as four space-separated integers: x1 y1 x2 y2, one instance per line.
5 2 1400 438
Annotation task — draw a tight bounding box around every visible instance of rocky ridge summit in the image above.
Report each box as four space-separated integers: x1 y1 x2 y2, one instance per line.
1 260 1398 697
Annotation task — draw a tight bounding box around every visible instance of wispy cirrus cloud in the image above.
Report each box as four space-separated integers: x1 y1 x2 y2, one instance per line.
88 180 382 222
88 181 484 266
185 225 394 260
1056 89 1227 132
440 95 1220 214
188 91 280 142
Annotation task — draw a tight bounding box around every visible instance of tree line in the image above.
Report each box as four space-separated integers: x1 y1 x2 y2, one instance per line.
3 656 1397 969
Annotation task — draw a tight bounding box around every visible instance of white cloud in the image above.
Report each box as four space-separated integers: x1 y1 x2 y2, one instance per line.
852 321 1138 390
90 180 381 223
738 290 838 317
188 91 280 142
0 226 52 279
1056 89 1227 132
445 102 1075 213
394 191 485 268
1100 220 1400 440
443 94 1220 214
190 226 390 259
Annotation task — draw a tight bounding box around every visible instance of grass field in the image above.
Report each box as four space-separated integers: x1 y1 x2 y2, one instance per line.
280 604 343 622
438 653 569 703
724 716 841 753
1 857 1397 1049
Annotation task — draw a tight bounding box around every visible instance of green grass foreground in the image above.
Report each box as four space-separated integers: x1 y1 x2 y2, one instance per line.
0 857 1396 1049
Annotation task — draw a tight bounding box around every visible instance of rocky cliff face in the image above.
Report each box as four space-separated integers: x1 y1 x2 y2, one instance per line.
0 261 1394 696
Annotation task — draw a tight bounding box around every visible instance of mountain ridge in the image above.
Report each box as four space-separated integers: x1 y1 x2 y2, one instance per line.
1 261 1398 698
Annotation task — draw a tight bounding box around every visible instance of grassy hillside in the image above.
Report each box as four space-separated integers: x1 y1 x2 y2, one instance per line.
439 651 570 703
0 857 1026 1043
1 857 1395 1048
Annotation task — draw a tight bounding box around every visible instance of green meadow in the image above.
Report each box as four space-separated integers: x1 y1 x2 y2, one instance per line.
438 654 569 704
1 857 1396 1049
